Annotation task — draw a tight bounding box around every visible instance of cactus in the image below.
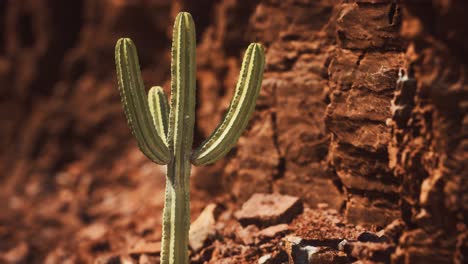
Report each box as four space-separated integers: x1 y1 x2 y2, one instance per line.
115 12 264 264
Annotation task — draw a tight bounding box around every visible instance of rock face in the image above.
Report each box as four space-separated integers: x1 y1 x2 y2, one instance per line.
0 0 466 263
326 2 404 227
389 1 468 263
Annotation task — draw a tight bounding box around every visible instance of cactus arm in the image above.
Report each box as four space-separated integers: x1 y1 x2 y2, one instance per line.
166 12 196 156
148 86 169 142
191 43 265 166
160 12 196 264
115 38 171 164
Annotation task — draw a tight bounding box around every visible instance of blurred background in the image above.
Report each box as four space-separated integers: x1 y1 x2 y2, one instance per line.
0 0 467 263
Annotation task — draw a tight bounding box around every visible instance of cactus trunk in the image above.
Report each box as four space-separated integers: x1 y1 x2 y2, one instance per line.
160 12 196 264
161 164 191 264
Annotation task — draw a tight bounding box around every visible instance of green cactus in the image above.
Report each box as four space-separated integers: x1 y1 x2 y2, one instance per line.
115 12 264 264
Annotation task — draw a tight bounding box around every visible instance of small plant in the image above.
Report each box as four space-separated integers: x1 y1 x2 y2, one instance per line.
115 12 265 264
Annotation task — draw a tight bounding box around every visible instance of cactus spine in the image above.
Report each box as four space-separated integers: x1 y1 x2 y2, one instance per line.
115 12 264 264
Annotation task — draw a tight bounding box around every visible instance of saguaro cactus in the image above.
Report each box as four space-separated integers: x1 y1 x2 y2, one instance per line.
115 12 264 264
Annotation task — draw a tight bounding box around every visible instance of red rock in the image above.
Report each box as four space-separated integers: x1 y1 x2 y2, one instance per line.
336 2 402 49
258 224 290 239
345 195 400 227
257 254 273 264
377 219 405 243
290 208 367 242
235 193 303 227
93 255 122 264
357 231 390 243
283 236 348 264
340 240 395 263
120 255 135 264
189 203 221 252
78 223 108 241
229 113 280 202
139 254 159 264
1 242 29 263
128 240 161 255
237 225 259 245
309 247 348 264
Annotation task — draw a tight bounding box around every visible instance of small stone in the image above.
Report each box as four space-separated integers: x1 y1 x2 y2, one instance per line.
120 255 135 264
78 223 108 240
128 240 161 255
283 236 307 263
317 203 329 209
44 247 77 263
189 203 221 252
357 231 380 242
304 245 320 260
377 219 405 243
258 224 290 239
308 247 348 264
235 193 303 227
191 244 215 263
340 240 395 262
237 225 259 245
258 254 272 264
285 235 303 246
357 231 390 243
338 239 348 251
284 236 349 264
93 255 121 264
139 254 160 264
1 242 29 263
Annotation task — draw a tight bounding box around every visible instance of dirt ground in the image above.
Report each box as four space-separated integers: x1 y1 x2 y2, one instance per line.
0 0 467 263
